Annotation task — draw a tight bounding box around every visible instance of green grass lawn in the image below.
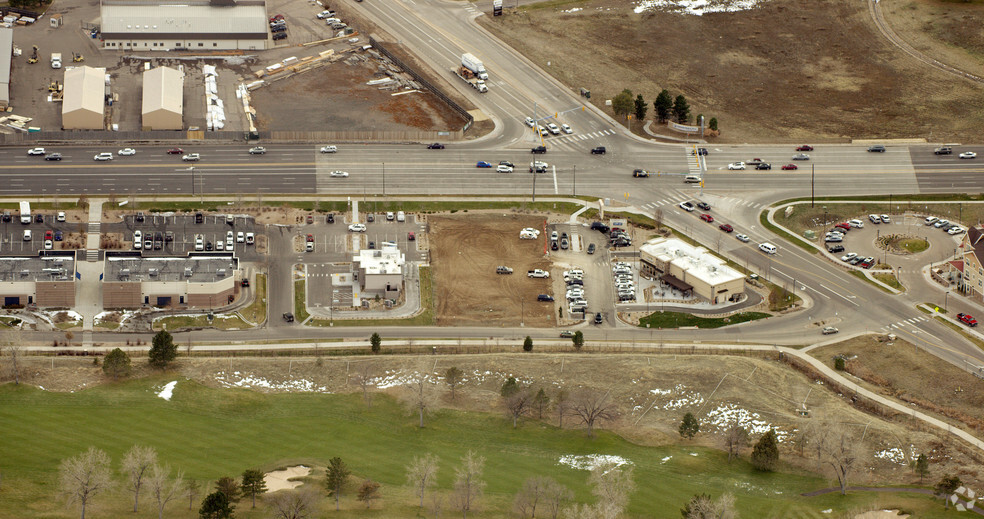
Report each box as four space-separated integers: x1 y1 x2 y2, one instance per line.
294 279 310 322
0 378 955 518
898 237 929 253
638 311 771 329
239 273 267 325
153 314 249 331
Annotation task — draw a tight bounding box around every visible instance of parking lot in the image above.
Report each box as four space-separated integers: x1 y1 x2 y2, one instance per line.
109 213 261 258
0 211 86 255
820 213 962 268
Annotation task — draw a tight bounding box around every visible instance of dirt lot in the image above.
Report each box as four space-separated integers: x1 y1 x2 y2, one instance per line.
481 0 984 143
429 213 555 327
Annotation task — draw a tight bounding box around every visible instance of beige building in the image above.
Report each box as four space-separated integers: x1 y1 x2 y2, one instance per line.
141 66 183 130
957 227 984 302
0 28 12 109
62 66 106 130
353 245 405 300
0 254 77 308
102 254 240 309
639 237 745 304
100 0 270 52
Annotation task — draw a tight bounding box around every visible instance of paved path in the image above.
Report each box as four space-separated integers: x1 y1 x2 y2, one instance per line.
803 486 983 515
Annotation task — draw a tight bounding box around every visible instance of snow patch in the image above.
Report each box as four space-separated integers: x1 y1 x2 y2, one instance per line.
649 384 704 409
634 0 762 16
689 452 699 457
874 447 907 466
558 454 633 471
156 381 177 401
215 371 330 393
660 456 672 464
704 403 791 442
562 7 583 12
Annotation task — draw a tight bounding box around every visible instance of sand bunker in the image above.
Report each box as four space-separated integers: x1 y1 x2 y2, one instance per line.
264 465 311 492
854 511 909 519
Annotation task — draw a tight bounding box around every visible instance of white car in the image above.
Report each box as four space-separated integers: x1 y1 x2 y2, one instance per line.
320 145 338 153
44 239 52 250
23 230 31 241
195 234 204 251
317 10 335 18
118 148 136 156
226 231 234 249
949 226 965 235
959 151 977 159
679 201 695 212
236 231 245 243
848 219 864 228
133 230 142 249
56 212 66 222
561 124 573 134
736 233 750 242
330 170 349 178
27 147 46 156
869 214 881 224
348 223 367 232
215 241 224 251
841 252 857 262
727 162 746 170
245 232 255 244
496 164 513 173
880 214 891 223
524 117 535 128
925 216 939 225
527 269 550 278
182 153 200 162
546 123 561 135
537 126 549 137
94 152 114 161
934 219 949 228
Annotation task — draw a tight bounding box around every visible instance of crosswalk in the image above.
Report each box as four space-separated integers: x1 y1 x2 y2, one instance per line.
539 129 617 151
637 192 765 213
881 315 929 332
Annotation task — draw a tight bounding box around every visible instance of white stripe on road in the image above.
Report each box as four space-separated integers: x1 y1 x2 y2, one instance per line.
819 283 860 306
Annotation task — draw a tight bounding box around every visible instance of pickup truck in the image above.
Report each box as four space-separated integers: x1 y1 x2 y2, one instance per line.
495 266 513 274
527 269 550 279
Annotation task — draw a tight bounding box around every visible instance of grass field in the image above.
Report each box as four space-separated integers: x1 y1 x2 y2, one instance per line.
0 378 958 518
638 311 770 329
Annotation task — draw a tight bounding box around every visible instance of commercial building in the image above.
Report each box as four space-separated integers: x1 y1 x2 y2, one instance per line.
0 254 77 308
100 0 270 52
352 244 405 300
0 27 12 109
62 66 106 130
102 253 241 309
141 66 183 130
956 227 984 302
639 237 745 304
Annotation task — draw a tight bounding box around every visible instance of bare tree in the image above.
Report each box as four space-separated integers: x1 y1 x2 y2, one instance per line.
799 419 830 472
184 479 202 510
567 389 618 438
563 502 622 519
541 477 573 519
681 493 738 519
444 366 463 401
452 451 486 518
356 479 381 508
353 362 376 409
268 488 318 519
402 369 439 428
4 345 20 385
821 424 864 495
589 460 635 512
121 445 158 512
59 447 113 519
513 476 571 519
532 388 550 419
405 453 440 510
653 208 663 231
555 389 569 428
722 419 749 462
147 463 184 519
504 387 533 428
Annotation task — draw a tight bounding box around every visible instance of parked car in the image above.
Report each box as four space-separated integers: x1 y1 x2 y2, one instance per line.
925 216 939 225
869 214 881 224
848 219 864 228
880 214 891 223
934 219 950 228
537 294 554 302
958 313 978 327
827 244 845 253
348 223 367 232
835 222 851 232
528 269 550 279
841 252 858 262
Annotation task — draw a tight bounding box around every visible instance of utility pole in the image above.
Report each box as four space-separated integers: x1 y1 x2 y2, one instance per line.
382 162 386 196
572 164 576 197
811 164 815 208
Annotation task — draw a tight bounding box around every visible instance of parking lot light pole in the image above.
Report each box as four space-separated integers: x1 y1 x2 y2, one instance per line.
573 165 576 197
382 162 386 197
945 291 949 313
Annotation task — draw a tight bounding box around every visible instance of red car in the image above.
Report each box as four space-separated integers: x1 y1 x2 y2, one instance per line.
306 234 314 242
719 224 733 233
700 213 714 223
781 164 798 170
408 231 416 241
796 145 814 151
44 230 53 240
269 14 284 21
958 313 978 327
835 222 851 232
166 148 184 155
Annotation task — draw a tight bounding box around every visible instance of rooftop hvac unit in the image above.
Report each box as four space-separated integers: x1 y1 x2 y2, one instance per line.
148 268 158 276
119 268 130 276
19 270 30 277
42 268 66 275
184 268 193 277
216 269 226 276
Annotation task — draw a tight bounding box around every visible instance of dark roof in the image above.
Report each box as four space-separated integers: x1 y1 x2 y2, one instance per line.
949 260 964 272
965 227 984 264
660 273 693 293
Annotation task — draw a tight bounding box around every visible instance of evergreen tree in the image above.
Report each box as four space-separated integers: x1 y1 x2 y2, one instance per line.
751 429 779 471
679 412 700 439
149 330 177 369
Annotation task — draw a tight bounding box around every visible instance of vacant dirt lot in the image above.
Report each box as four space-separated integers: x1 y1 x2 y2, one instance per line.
481 0 984 143
429 213 554 327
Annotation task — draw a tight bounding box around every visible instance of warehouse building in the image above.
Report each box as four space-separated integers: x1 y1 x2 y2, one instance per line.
639 237 745 304
141 66 183 130
102 253 241 309
0 254 77 308
62 66 106 130
100 0 270 52
0 28 12 109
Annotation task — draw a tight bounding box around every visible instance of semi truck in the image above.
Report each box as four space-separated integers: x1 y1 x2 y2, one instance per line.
19 201 30 223
452 66 488 93
460 53 488 80
50 52 61 69
493 0 502 15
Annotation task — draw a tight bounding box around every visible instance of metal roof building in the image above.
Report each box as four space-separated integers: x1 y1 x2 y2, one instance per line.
62 66 106 130
99 0 269 51
0 28 12 108
141 66 183 130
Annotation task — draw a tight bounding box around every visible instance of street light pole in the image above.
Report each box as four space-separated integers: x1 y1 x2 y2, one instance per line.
945 291 949 313
382 162 386 197
573 164 576 197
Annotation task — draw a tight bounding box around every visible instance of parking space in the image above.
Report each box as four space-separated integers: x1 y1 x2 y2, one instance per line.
0 212 85 255
296 212 425 261
821 213 961 269
306 263 354 309
108 213 260 258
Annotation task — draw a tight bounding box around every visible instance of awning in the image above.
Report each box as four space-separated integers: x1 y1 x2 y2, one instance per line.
660 273 693 292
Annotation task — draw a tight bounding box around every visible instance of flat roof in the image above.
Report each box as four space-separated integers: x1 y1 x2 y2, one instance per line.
641 237 745 286
0 255 76 282
63 66 106 116
100 0 269 38
105 254 239 283
354 246 405 276
0 28 12 103
142 66 183 116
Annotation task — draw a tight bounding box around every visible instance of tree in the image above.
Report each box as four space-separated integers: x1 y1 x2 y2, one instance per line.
673 95 691 124
680 493 738 519
215 476 240 502
184 479 203 510
149 330 177 369
820 425 863 495
654 89 673 123
504 387 533 428
444 366 463 401
325 457 350 511
722 419 749 462
611 89 634 119
356 479 381 508
532 388 550 419
199 491 234 519
571 331 584 352
452 451 486 518
500 376 520 398
568 389 618 438
555 389 569 428
913 453 930 483
634 94 648 121
523 335 533 352
679 412 700 439
589 461 635 513
709 117 718 132
58 447 113 519
406 453 439 510
403 370 439 428
268 489 317 519
935 474 961 509
513 476 571 519
147 463 184 519
370 332 381 354
353 363 375 409
240 469 267 508
102 347 132 379
121 445 158 512
751 429 779 472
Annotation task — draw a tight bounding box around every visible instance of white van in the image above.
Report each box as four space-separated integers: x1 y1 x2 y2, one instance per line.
758 243 777 254
396 211 406 222
23 229 32 241
684 175 701 183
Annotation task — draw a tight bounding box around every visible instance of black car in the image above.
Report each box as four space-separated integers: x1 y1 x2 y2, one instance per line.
551 241 558 251
366 213 374 223
326 213 335 224
427 143 445 149
691 148 708 156
591 222 609 233
205 241 213 251
827 244 845 253
867 145 886 152
755 163 772 170
45 153 62 161
531 146 546 154
195 212 204 224
368 241 375 249
696 202 711 211
273 32 287 41
35 214 43 223
587 243 596 254
594 312 603 324
591 146 606 155
282 312 294 322
537 294 554 302
271 25 286 33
